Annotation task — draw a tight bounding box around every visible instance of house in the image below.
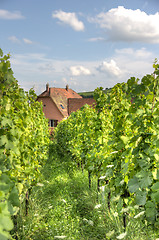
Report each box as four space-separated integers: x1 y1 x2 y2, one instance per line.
37 84 96 130
37 83 82 128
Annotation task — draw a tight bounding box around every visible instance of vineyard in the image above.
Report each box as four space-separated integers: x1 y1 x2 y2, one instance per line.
1 48 159 239
53 59 159 238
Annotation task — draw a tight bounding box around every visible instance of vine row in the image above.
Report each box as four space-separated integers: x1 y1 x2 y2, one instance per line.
54 60 159 228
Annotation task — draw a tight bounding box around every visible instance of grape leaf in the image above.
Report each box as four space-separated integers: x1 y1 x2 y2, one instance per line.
128 177 139 193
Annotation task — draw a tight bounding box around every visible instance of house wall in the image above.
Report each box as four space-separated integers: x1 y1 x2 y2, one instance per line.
37 97 64 122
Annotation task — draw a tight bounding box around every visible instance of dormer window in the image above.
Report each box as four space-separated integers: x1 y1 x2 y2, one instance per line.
60 104 64 109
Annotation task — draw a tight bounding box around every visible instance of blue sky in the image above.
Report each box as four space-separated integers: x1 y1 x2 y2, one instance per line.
1 0 159 94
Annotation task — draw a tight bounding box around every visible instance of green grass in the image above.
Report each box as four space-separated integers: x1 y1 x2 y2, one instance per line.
78 91 94 98
11 150 159 240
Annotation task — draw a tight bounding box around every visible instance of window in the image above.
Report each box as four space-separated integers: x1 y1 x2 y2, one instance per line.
60 104 64 109
49 119 58 128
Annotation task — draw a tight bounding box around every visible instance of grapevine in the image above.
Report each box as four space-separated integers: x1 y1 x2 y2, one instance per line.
54 60 159 228
0 49 50 239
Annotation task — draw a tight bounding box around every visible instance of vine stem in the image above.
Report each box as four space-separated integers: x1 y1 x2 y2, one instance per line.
88 171 91 189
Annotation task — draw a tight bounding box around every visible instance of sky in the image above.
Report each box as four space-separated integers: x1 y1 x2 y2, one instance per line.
1 0 159 94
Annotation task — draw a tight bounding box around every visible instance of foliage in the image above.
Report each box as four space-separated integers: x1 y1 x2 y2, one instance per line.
54 61 159 230
0 49 50 239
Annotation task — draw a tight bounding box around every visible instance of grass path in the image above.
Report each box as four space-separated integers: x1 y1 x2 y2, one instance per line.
12 152 158 240
14 154 108 239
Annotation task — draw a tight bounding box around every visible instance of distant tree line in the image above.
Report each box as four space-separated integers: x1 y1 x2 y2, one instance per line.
79 87 112 98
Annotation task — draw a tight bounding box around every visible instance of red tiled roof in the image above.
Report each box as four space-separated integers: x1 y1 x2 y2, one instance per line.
68 98 96 115
38 86 82 117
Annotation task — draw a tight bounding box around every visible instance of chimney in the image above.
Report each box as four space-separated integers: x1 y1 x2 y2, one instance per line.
46 83 49 92
66 84 69 91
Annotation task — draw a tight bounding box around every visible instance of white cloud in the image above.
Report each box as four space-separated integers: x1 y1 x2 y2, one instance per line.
0 9 24 19
8 36 21 44
52 10 84 31
23 38 34 44
114 47 154 78
97 60 122 76
87 37 104 42
10 47 155 94
89 6 159 43
8 36 36 45
115 47 153 59
70 66 91 76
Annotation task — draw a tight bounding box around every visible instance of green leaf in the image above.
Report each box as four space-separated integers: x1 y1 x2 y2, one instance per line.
136 171 152 189
128 177 139 193
151 192 159 203
0 49 3 57
136 108 145 115
135 190 147 206
5 140 15 150
8 186 20 207
88 166 94 171
0 232 11 240
154 154 159 161
0 135 8 147
153 109 159 116
120 136 129 145
1 118 12 127
152 168 158 180
138 155 150 168
0 215 13 231
127 77 136 86
151 182 159 191
0 174 12 185
17 183 23 195
0 183 10 193
5 104 11 111
142 75 151 85
145 201 156 223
